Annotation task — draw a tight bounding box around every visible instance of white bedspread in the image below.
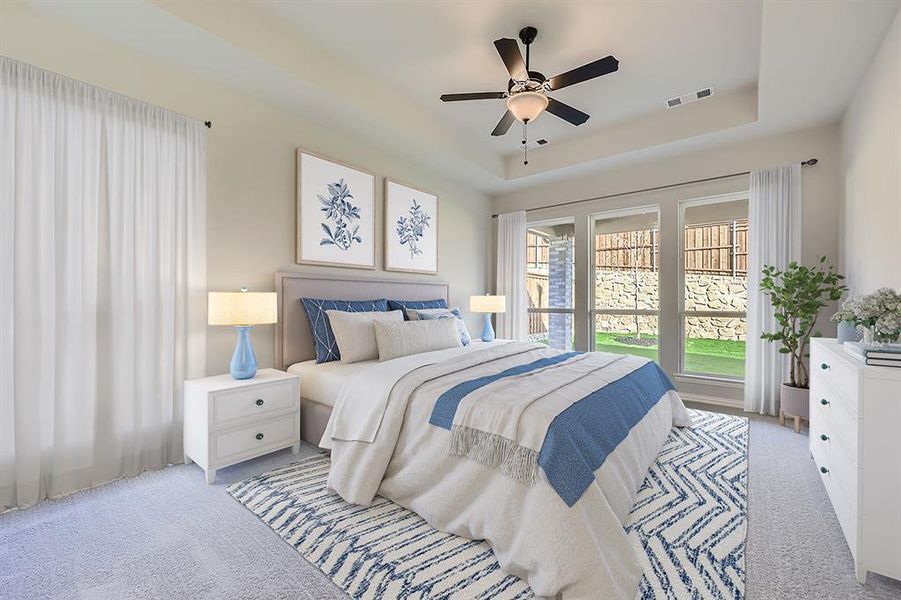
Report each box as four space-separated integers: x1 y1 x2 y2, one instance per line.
324 342 690 599
320 340 512 447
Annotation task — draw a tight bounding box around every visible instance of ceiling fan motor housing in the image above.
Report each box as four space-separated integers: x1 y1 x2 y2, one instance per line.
507 72 547 93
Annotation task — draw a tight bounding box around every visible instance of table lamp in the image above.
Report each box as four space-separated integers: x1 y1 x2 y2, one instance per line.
208 288 277 379
469 294 506 342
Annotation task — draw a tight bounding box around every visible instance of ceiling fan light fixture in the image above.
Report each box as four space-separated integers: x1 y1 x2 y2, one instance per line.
506 91 548 123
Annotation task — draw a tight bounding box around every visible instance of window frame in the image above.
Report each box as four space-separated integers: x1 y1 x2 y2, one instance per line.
677 191 748 381
589 205 662 355
525 217 576 348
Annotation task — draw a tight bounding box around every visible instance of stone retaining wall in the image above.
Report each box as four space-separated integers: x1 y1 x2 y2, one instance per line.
527 269 748 342
594 270 747 340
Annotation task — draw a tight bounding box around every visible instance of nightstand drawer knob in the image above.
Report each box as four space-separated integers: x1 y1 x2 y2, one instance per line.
820 466 829 474
820 434 829 441
255 398 264 406
820 398 829 406
255 433 264 441
820 363 830 370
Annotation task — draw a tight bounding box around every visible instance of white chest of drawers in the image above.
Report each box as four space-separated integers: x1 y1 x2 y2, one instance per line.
184 369 300 484
809 338 901 584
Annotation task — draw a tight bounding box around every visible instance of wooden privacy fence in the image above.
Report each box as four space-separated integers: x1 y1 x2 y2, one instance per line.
595 219 748 276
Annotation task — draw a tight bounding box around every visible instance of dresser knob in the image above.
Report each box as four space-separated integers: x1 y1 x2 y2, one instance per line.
255 399 264 406
255 433 264 441
820 434 829 441
820 466 829 474
820 363 830 370
820 398 829 406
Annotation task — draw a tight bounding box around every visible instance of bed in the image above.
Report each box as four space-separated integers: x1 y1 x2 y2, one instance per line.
274 272 691 599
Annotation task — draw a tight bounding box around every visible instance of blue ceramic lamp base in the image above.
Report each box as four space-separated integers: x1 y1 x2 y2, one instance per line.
480 314 495 342
230 325 258 379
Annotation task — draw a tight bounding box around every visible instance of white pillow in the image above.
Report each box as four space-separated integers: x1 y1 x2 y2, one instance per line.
373 318 462 361
407 307 471 346
326 310 403 364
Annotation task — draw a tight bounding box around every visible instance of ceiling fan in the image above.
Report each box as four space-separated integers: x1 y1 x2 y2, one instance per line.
439 26 619 142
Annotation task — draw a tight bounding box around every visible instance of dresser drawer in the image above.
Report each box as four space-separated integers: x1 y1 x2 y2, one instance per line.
212 415 297 462
810 380 859 461
212 381 297 426
811 438 858 558
811 343 859 416
810 418 858 512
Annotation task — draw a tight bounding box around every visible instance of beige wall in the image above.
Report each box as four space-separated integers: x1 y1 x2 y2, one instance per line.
841 8 901 295
1 4 494 375
493 125 843 402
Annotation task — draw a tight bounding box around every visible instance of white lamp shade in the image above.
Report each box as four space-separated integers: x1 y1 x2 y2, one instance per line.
470 294 506 314
506 91 548 123
208 292 277 326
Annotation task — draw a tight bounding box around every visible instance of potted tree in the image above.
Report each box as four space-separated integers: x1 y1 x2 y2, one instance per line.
759 257 846 431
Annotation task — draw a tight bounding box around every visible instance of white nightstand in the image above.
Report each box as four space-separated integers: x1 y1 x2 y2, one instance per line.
184 368 300 483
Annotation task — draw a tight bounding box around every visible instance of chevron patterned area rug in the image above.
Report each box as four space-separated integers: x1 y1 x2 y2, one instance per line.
228 409 747 599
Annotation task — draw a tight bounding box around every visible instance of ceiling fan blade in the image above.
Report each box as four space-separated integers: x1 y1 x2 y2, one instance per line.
548 55 619 91
494 38 528 81
491 110 516 136
546 97 590 126
440 92 507 102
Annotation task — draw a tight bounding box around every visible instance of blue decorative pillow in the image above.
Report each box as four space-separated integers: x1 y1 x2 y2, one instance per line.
388 298 448 319
416 307 472 346
300 298 388 363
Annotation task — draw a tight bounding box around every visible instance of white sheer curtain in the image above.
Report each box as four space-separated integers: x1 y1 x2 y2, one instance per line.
495 211 528 341
0 57 207 510
744 164 801 415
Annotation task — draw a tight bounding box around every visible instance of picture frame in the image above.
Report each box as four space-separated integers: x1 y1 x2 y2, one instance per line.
296 149 376 269
384 179 439 275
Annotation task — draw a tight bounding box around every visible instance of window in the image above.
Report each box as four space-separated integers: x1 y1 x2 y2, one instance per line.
680 195 748 378
526 219 574 350
591 208 660 361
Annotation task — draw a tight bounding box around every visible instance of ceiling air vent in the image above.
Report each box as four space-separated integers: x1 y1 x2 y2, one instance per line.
665 87 715 109
520 139 548 152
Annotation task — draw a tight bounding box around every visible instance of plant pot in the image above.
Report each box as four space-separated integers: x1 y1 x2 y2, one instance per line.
837 320 860 344
780 384 809 433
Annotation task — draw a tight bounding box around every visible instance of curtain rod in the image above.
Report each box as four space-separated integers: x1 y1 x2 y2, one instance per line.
490 158 818 219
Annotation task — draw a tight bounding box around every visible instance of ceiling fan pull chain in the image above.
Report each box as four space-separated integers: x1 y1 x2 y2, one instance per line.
522 122 529 166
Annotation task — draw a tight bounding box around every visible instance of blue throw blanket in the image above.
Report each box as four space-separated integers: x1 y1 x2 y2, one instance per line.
430 356 675 507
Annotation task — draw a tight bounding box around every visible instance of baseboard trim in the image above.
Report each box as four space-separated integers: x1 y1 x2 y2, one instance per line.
679 392 743 410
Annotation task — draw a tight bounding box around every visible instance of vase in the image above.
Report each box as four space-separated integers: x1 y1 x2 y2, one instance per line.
836 320 860 344
862 327 899 347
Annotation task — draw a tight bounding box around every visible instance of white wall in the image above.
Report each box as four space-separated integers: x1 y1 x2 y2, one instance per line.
0 4 494 374
841 8 901 295
493 125 843 402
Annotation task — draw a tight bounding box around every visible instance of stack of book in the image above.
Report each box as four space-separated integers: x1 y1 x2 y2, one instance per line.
844 341 901 367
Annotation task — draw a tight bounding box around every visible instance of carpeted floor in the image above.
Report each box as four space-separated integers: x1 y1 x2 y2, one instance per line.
1 405 899 600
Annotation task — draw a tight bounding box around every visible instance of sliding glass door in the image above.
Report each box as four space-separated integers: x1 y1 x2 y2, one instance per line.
526 218 575 350
680 194 748 378
591 208 660 361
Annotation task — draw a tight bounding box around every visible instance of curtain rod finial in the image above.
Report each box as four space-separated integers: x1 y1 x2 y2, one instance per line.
204 121 212 129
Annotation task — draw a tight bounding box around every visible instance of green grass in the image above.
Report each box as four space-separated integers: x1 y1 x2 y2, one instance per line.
532 333 746 378
594 332 745 378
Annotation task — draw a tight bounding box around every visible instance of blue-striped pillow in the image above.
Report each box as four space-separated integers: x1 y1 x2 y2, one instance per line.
300 298 388 363
387 298 448 319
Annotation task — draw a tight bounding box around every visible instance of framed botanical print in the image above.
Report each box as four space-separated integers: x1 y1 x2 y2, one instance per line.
296 150 375 269
384 179 438 274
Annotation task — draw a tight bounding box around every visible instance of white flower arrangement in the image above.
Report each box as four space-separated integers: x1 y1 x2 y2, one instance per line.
832 287 901 344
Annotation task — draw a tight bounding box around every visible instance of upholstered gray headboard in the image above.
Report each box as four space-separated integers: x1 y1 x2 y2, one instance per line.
274 272 450 370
